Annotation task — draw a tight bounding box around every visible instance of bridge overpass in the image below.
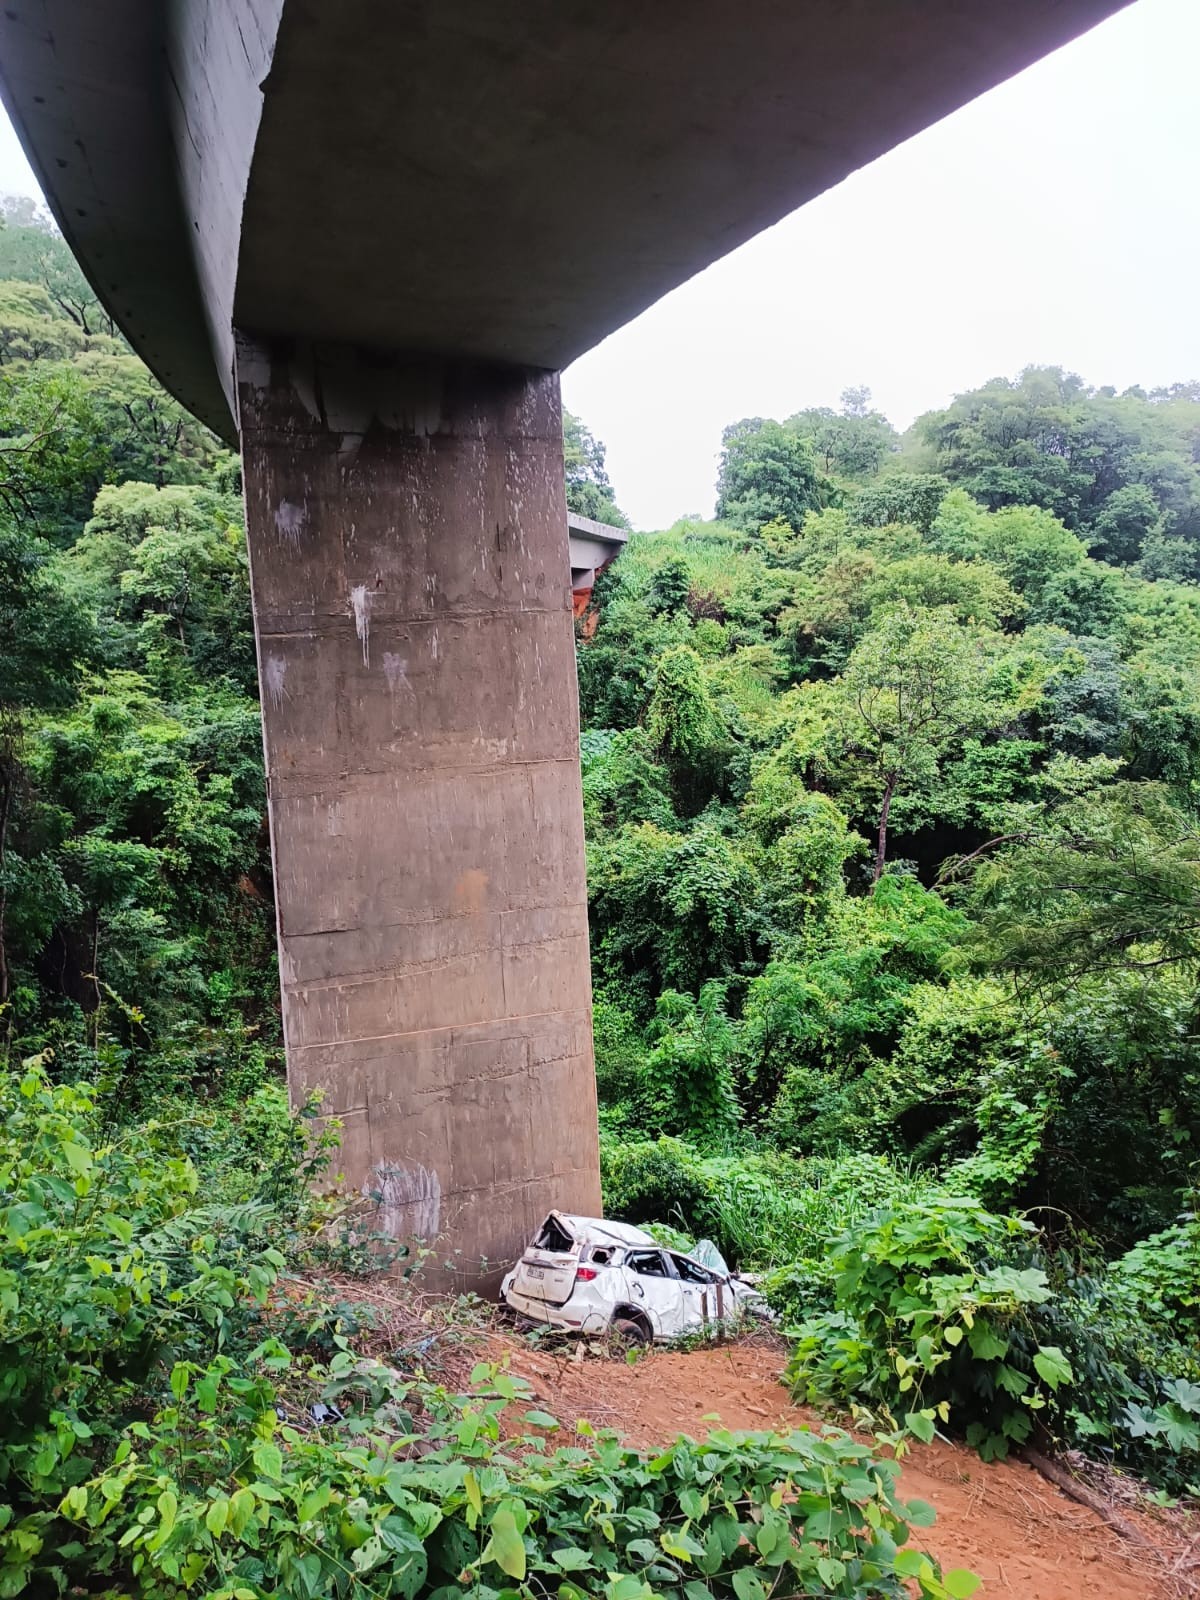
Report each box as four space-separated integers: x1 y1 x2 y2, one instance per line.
569 513 628 620
0 0 1125 1283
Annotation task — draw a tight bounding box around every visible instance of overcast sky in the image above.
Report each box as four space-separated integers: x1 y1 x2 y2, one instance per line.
2 0 1196 530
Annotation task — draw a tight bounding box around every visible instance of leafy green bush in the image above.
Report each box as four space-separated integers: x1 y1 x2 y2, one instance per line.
600 1136 716 1238
1109 1210 1200 1336
787 1195 1073 1460
641 984 741 1146
0 1056 295 1539
41 1343 977 1600
1033 1251 1200 1492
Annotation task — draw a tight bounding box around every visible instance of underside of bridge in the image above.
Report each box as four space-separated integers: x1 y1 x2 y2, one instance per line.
0 0 1127 1284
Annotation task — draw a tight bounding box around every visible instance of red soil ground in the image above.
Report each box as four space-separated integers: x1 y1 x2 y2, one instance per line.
487 1332 1197 1600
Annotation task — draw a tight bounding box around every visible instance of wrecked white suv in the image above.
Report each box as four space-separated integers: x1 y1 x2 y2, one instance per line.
500 1211 767 1343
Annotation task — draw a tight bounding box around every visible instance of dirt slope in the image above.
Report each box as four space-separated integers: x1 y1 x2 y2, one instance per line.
489 1333 1192 1600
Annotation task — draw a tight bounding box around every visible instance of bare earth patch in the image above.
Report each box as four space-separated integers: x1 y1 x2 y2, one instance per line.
489 1329 1199 1600
286 1275 1199 1598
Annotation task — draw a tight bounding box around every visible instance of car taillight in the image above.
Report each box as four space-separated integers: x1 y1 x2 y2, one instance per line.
574 1267 599 1282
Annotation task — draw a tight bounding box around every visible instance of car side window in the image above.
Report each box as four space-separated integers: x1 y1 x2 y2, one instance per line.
671 1254 716 1285
626 1249 672 1279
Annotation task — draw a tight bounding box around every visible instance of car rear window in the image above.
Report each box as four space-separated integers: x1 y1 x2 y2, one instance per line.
531 1214 576 1253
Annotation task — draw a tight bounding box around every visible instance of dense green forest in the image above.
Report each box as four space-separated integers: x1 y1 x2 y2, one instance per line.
2 195 1200 1596
585 377 1200 1237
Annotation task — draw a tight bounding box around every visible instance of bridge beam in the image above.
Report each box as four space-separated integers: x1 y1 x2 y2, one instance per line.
236 337 601 1284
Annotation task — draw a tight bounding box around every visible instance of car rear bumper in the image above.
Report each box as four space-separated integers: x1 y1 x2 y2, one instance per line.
502 1285 609 1335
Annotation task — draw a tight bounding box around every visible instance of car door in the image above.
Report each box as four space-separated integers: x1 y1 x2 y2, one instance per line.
670 1252 723 1331
622 1248 686 1337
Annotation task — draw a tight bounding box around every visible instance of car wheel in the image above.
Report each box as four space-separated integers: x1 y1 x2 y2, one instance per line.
610 1315 650 1351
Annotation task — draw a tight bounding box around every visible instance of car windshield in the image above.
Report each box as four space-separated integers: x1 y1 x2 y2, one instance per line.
671 1254 716 1284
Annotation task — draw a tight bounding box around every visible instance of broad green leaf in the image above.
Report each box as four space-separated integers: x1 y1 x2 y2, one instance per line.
731 1569 767 1600
966 1319 1008 1362
228 1488 255 1536
1032 1346 1073 1391
298 1483 333 1523
894 1547 931 1578
1163 1378 1200 1413
944 1570 983 1599
464 1468 482 1520
903 1497 936 1528
155 1490 178 1539
905 1411 936 1444
252 1441 282 1479
661 1528 704 1561
552 1548 593 1572
485 1506 526 1581
60 1143 92 1176
523 1409 560 1430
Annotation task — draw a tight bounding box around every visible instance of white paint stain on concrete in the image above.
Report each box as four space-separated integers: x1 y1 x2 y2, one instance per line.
274 500 306 541
350 584 373 666
264 654 288 709
372 1161 441 1243
382 652 410 697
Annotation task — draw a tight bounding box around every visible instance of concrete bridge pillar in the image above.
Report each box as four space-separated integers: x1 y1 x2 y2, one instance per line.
235 336 601 1286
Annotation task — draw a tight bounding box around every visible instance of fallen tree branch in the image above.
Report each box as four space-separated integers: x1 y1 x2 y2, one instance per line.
1020 1448 1151 1547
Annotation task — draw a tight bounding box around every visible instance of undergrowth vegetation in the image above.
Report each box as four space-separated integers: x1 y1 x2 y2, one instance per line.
577 381 1200 1496
1 1053 979 1600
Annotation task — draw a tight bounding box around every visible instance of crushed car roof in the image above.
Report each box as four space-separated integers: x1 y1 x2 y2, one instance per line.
548 1212 657 1247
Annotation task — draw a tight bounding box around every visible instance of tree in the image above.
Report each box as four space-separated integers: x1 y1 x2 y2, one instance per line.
1091 484 1162 567
587 816 764 1010
641 982 740 1144
67 480 255 692
788 388 897 481
841 603 995 882
563 409 629 527
647 555 693 615
930 492 1087 610
716 418 824 533
861 553 1022 630
0 515 93 1008
954 783 1200 1229
851 473 949 536
0 197 114 336
913 365 1200 565
0 280 86 366
645 645 729 813
960 782 1200 994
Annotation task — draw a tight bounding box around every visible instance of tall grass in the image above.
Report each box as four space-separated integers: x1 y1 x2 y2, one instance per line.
698 1149 940 1270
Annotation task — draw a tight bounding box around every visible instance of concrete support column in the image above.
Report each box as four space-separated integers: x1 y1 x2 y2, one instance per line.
235 337 601 1286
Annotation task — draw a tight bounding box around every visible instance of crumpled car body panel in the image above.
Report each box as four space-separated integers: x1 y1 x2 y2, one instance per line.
500 1211 769 1340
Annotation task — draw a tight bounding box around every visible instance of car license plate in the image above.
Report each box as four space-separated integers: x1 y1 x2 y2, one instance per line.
527 1267 544 1279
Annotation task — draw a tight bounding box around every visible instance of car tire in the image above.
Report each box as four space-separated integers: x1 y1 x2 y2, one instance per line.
610 1316 650 1350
